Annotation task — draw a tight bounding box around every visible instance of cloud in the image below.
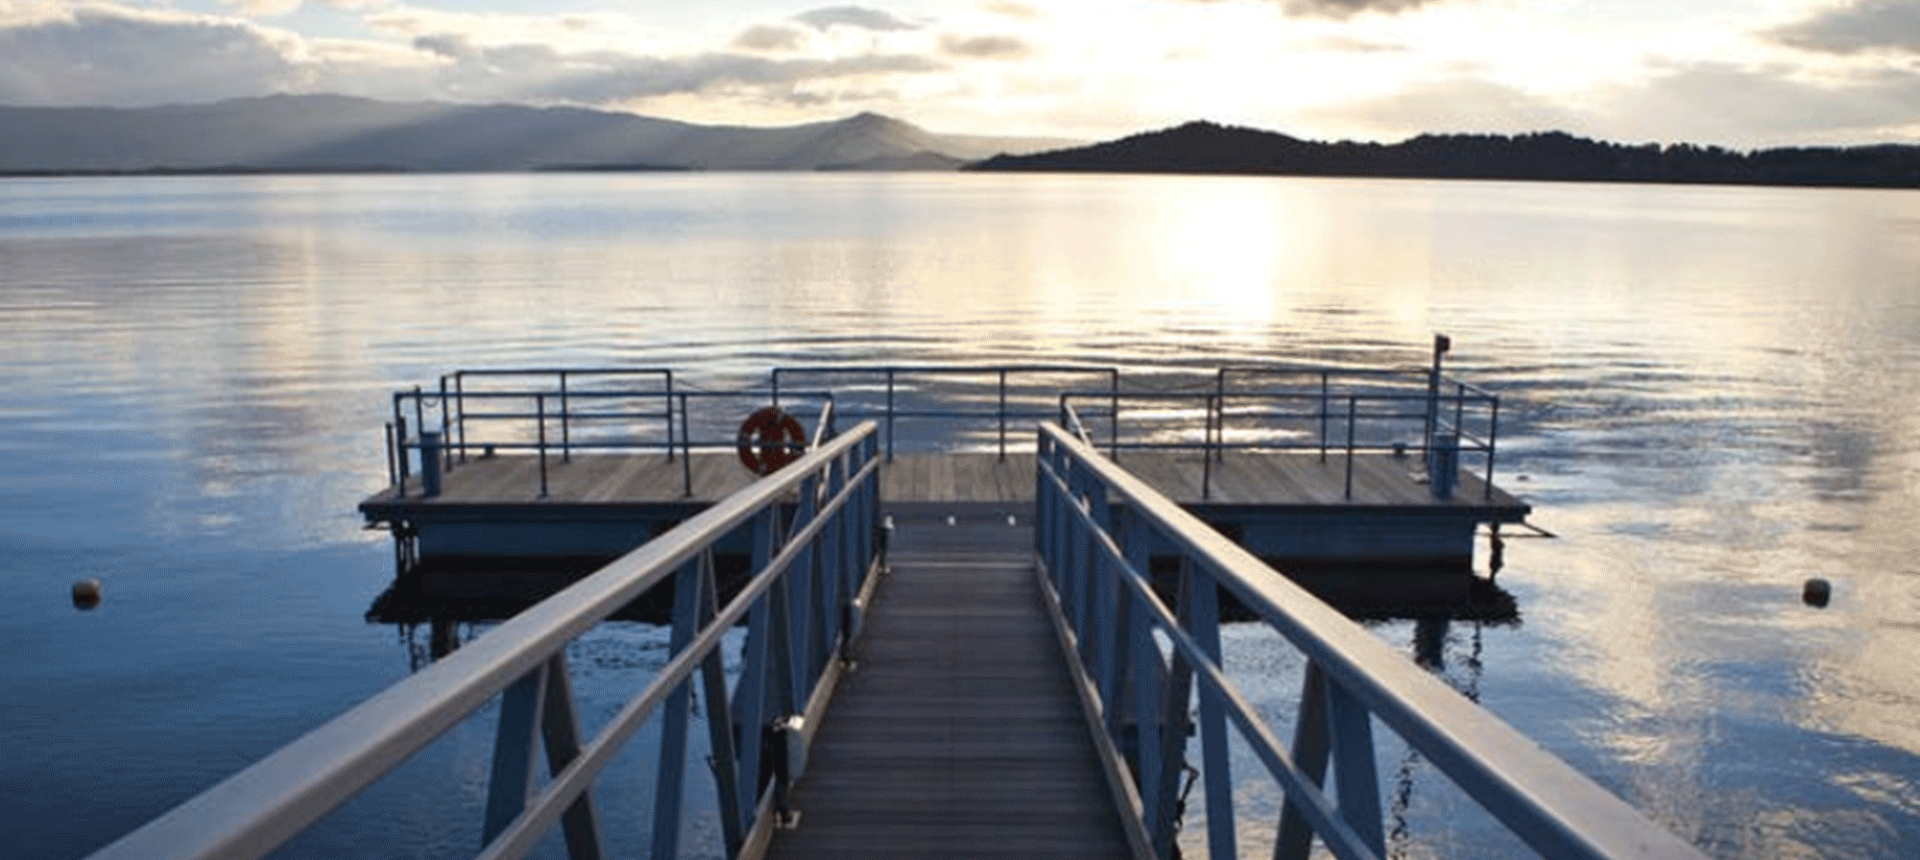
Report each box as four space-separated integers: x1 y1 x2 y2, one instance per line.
214 0 303 15
979 1 1041 18
0 4 947 110
1304 63 1920 146
792 5 918 31
1594 61 1920 143
1769 0 1920 55
0 7 300 106
733 23 809 52
411 32 473 59
1303 77 1578 138
1311 35 1408 53
939 33 1031 59
413 39 947 104
1272 0 1451 20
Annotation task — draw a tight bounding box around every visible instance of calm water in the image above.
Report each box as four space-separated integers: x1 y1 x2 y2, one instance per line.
2 173 1918 859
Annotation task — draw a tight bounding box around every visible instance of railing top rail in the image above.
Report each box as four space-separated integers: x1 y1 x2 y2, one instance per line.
1217 364 1433 378
395 388 835 401
447 368 676 378
1038 422 1703 860
773 363 1121 379
91 422 880 860
1057 389 1496 404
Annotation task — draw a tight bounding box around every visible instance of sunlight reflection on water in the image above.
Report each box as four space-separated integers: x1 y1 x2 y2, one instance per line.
2 173 1918 859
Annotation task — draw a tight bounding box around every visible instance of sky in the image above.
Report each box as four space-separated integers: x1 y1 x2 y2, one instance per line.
3 0 1920 147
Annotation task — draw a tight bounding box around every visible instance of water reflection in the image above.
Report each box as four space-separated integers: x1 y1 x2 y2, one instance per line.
9 173 1920 859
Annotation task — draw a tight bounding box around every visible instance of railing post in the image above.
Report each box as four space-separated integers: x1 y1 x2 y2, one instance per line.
455 372 468 464
384 422 397 489
825 453 850 656
559 371 571 463
541 653 604 860
679 393 693 498
1188 564 1237 860
1275 662 1333 860
419 431 442 498
1485 396 1500 501
787 476 821 696
885 369 896 462
438 376 453 474
1091 493 1121 731
1328 680 1385 857
412 385 426 478
1202 393 1216 501
1130 584 1166 851
695 554 745 854
1344 395 1357 500
998 368 1009 461
734 509 778 824
393 398 411 492
1428 432 1458 500
484 663 547 846
650 558 703 860
1214 368 1227 463
1154 560 1198 859
537 393 550 499
1453 381 1466 440
664 372 677 463
1320 371 1330 463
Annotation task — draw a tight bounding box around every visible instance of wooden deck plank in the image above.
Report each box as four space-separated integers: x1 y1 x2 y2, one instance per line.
582 453 662 502
364 450 1526 516
767 521 1131 860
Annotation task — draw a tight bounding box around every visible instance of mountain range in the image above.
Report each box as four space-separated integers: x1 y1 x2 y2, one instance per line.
971 120 1920 188
6 97 1918 188
0 94 1077 173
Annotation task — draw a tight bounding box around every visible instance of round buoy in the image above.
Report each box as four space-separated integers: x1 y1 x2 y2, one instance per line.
1802 578 1831 608
736 406 806 475
72 578 102 609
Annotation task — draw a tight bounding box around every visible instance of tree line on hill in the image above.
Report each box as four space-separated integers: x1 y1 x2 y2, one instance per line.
969 121 1920 188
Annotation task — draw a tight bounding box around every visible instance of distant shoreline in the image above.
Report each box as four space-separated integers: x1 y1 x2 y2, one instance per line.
4 164 1913 190
968 164 1920 191
969 122 1920 191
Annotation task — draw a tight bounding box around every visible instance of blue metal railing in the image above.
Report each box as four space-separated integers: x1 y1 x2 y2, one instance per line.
1059 365 1502 501
387 370 836 497
89 422 885 860
771 365 1120 460
1034 422 1703 860
387 363 1500 501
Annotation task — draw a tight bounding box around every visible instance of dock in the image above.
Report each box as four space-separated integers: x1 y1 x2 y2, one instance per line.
84 354 1715 860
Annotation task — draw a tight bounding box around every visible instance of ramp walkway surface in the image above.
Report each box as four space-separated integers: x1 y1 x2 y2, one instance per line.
765 506 1132 860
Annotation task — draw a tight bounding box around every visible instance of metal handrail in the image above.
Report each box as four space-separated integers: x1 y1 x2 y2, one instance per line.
1034 423 1704 860
771 365 1121 460
91 422 886 860
1061 386 1502 501
390 386 835 498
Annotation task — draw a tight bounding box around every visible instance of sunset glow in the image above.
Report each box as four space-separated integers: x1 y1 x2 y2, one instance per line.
0 1 1914 146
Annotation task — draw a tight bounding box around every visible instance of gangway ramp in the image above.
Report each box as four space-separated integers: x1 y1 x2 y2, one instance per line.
767 506 1133 860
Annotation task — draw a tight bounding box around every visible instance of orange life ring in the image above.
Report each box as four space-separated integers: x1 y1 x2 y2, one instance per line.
736 406 806 475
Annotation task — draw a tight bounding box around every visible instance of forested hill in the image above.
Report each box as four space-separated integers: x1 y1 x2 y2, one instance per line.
969 121 1920 188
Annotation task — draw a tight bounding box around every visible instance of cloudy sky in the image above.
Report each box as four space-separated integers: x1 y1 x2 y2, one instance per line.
3 0 1919 146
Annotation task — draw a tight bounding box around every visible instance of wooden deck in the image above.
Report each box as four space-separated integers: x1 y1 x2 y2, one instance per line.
766 514 1132 860
361 450 1525 513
